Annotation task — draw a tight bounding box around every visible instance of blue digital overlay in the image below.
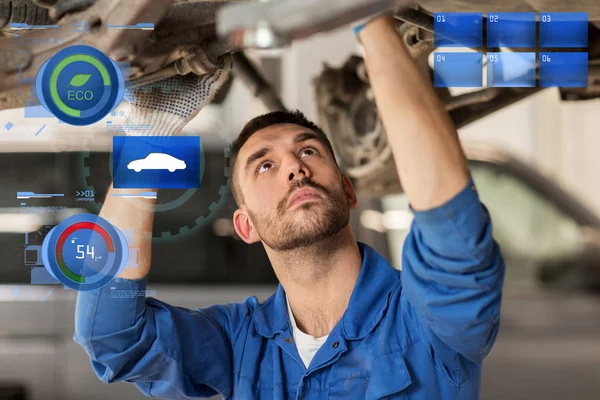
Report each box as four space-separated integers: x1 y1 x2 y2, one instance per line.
41 214 128 291
61 228 110 278
487 13 536 48
487 52 536 87
31 267 60 284
539 52 588 87
35 45 125 126
24 101 54 118
10 23 59 29
434 52 483 87
539 12 588 48
106 23 154 30
434 13 483 48
113 136 202 189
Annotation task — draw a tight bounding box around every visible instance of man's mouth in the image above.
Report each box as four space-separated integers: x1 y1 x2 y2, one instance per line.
287 187 322 209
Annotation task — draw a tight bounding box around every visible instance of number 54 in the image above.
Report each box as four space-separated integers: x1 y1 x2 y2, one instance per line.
76 245 95 259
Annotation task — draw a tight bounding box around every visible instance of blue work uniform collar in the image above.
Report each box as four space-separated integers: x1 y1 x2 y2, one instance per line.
253 242 401 340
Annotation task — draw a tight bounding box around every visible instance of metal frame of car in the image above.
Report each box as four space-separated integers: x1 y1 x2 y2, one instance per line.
1 1 598 118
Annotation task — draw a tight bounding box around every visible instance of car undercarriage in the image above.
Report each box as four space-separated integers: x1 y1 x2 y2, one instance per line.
0 0 598 196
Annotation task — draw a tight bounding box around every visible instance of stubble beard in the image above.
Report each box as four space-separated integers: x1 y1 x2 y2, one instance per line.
249 178 350 252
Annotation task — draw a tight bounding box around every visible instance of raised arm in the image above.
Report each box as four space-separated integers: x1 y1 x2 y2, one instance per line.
100 185 156 279
76 180 248 398
359 15 505 379
74 58 238 398
74 276 252 398
359 16 470 210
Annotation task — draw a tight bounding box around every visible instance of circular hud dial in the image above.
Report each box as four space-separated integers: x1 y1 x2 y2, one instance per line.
42 214 129 291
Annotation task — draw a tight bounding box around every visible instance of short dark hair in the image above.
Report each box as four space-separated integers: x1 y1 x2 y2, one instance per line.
229 110 338 206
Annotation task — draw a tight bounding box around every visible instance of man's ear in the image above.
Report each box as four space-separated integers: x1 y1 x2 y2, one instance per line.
342 174 358 209
233 208 262 244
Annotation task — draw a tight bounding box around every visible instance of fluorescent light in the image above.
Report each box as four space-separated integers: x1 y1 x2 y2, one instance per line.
0 212 50 233
0 208 87 233
360 210 385 233
383 210 413 230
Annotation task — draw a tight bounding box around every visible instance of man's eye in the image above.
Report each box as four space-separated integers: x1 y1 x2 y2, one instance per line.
300 148 317 157
257 162 272 174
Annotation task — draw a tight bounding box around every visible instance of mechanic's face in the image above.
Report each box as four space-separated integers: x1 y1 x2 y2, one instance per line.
233 123 357 252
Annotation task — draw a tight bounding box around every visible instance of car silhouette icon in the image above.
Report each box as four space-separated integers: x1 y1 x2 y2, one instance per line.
127 153 186 173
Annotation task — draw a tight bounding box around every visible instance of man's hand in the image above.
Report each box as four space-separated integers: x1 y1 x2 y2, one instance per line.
358 16 470 210
124 55 233 137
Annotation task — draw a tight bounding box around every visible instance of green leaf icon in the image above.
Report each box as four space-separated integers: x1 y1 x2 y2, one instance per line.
67 73 91 87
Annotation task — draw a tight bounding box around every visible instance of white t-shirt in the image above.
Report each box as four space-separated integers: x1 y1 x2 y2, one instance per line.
286 297 329 369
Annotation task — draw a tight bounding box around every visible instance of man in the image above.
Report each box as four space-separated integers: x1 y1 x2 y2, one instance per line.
75 13 505 399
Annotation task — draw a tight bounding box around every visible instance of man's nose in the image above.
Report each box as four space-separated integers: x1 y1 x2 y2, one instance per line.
285 155 312 182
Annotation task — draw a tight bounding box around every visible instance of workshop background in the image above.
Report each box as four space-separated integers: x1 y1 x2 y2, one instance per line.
1 17 600 400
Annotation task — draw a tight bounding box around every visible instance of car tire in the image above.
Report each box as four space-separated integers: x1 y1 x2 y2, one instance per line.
0 0 53 33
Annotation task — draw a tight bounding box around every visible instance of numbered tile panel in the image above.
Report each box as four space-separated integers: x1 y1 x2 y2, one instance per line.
434 13 483 48
487 52 536 87
433 52 483 88
486 13 536 48
539 12 588 48
539 52 588 87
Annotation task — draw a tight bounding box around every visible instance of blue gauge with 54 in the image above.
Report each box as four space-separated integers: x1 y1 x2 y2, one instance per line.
42 214 129 291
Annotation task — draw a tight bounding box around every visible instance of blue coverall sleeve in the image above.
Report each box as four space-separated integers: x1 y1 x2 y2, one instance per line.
73 278 252 399
400 179 505 382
